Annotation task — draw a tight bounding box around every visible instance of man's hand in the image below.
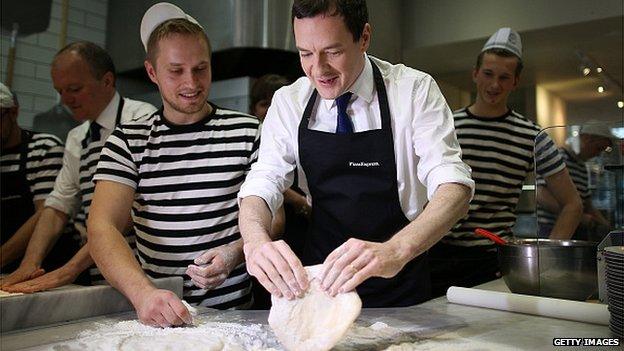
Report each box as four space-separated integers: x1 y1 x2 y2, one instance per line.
243 240 308 300
133 288 192 328
320 238 408 296
0 263 45 289
185 243 243 290
2 266 76 293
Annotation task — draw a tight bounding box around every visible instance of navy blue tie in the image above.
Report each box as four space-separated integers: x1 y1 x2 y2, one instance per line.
335 92 353 134
89 122 102 143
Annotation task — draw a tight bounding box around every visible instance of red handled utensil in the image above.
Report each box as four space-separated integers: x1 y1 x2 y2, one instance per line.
474 228 509 245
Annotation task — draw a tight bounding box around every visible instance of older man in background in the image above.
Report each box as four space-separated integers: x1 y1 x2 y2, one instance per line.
1 41 156 292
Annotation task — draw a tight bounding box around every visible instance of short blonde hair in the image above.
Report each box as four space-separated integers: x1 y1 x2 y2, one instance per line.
146 18 211 63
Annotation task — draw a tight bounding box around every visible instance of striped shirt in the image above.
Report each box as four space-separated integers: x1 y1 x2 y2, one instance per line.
446 108 565 246
94 103 260 309
537 148 589 227
1 132 64 201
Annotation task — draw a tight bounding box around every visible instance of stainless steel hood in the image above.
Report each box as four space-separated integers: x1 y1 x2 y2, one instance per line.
107 0 302 81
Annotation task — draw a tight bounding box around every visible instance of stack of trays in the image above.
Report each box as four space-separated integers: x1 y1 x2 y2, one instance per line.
604 246 624 337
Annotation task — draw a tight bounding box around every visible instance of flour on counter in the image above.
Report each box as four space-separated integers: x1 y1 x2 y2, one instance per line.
55 318 281 351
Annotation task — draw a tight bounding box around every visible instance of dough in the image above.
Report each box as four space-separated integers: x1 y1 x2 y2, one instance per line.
0 290 23 297
268 264 362 351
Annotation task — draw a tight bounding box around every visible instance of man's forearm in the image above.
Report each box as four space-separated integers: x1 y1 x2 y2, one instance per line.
21 207 68 267
62 243 94 278
550 203 583 239
389 183 471 262
239 196 278 247
544 169 583 239
88 220 154 305
0 210 42 268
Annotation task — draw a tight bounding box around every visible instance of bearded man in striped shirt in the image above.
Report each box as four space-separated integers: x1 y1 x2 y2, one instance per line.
88 3 260 327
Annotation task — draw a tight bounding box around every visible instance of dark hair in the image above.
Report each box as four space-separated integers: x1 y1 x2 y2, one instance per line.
147 18 211 64
250 74 290 111
55 41 116 82
292 0 368 42
476 48 524 76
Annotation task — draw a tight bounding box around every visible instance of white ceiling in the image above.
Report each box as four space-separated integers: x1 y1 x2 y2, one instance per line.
403 16 623 123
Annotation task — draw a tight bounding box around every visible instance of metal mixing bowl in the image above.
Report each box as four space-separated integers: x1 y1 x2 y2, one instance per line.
498 239 598 301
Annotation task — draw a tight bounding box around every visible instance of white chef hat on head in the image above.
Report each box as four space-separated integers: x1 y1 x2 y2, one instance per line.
140 2 203 52
580 122 615 140
482 27 522 59
0 83 16 108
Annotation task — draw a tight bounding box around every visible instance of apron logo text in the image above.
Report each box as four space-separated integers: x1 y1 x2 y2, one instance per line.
348 161 381 167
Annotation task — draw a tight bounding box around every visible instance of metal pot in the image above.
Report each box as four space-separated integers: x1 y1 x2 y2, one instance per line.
498 239 598 301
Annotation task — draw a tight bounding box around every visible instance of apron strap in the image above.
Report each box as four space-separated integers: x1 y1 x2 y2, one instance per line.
81 96 124 149
18 130 32 177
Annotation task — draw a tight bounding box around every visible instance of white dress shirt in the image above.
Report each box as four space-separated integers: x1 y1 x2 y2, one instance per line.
45 92 157 219
239 55 474 221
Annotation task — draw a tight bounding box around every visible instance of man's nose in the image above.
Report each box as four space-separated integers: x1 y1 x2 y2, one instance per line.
60 93 73 105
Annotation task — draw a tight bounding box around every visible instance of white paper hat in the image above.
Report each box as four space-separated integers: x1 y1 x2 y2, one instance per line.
140 2 203 52
0 83 15 108
580 122 615 140
482 27 522 59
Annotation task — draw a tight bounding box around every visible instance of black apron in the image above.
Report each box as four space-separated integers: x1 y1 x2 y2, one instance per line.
78 97 124 284
79 97 123 203
298 59 430 307
1 131 80 274
1 130 36 247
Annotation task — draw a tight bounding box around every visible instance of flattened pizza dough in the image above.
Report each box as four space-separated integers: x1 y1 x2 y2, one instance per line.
268 264 362 351
0 290 23 297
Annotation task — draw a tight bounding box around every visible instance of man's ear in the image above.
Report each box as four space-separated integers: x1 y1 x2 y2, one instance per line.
360 23 371 52
144 60 158 84
102 71 115 88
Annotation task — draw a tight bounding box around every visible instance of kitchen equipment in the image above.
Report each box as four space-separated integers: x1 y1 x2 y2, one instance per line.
474 228 509 245
497 239 598 301
447 286 609 325
597 230 624 303
603 245 624 337
474 228 598 301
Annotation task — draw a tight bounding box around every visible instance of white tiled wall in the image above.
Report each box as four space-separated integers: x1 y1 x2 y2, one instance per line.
0 0 108 129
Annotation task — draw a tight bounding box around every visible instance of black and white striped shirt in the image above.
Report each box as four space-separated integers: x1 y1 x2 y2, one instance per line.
0 132 64 201
446 108 565 246
537 148 589 227
94 103 260 309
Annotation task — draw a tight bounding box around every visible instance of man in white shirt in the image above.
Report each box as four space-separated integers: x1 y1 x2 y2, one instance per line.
1 41 156 292
238 0 474 307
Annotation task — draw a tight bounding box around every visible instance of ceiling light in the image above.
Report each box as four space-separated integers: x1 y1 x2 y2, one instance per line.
582 67 591 76
618 101 624 108
597 86 605 93
596 67 603 73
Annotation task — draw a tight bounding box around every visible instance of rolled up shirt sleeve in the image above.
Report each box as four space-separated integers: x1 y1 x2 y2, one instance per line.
238 89 298 216
44 129 82 216
411 75 475 200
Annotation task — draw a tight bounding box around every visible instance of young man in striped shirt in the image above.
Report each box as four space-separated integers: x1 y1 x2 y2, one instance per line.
88 3 260 327
429 28 583 297
0 83 78 273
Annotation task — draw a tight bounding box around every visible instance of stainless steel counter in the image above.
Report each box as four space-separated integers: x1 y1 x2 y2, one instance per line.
0 279 617 350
